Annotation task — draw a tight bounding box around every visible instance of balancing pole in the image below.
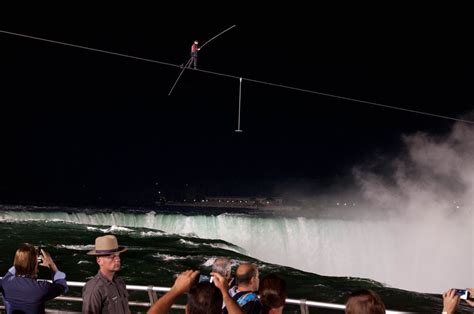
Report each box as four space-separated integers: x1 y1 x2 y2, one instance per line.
168 25 236 96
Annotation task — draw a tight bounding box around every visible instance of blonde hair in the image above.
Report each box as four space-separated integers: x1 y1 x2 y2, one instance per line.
13 244 38 276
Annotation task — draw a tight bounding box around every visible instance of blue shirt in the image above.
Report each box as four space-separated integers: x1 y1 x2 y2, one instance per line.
0 266 68 314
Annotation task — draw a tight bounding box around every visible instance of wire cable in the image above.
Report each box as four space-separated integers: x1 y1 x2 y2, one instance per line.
1 29 472 125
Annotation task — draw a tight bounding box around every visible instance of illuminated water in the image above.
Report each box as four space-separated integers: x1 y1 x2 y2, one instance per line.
0 205 458 313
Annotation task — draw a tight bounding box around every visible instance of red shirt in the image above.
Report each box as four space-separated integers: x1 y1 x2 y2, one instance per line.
191 43 199 53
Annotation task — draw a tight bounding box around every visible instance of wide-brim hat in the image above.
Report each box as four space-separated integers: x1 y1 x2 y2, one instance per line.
87 235 128 256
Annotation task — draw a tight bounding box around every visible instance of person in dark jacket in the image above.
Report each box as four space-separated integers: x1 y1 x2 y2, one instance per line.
0 244 68 314
259 274 287 314
225 263 262 314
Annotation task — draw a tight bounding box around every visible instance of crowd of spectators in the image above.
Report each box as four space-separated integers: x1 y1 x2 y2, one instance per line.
1 235 473 314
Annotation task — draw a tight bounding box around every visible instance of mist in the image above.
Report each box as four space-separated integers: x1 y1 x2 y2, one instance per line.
302 118 474 293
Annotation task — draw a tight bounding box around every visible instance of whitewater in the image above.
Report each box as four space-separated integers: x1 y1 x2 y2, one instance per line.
0 206 470 293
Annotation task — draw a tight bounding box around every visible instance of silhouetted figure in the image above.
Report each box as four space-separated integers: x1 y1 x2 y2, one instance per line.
259 274 287 314
190 40 200 69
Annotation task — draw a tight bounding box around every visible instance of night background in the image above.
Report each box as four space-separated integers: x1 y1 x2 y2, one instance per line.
0 9 471 207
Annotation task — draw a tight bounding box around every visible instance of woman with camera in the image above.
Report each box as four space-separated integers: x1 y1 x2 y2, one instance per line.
0 243 68 314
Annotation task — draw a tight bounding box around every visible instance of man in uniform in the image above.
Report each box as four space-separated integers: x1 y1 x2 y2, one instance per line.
82 235 130 314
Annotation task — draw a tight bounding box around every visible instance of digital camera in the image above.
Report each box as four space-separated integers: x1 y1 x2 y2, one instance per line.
455 289 470 300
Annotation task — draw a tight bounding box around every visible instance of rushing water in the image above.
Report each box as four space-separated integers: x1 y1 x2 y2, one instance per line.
0 205 465 313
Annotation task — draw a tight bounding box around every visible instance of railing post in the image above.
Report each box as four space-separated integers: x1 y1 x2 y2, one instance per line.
299 299 309 314
147 285 158 305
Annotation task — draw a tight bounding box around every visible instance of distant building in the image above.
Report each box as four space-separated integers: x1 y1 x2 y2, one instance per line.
202 196 283 207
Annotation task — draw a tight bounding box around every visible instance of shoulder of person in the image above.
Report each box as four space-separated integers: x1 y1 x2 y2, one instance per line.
84 274 103 288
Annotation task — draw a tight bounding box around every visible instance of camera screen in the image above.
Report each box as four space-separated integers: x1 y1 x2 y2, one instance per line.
455 289 469 300
36 247 43 263
198 275 210 283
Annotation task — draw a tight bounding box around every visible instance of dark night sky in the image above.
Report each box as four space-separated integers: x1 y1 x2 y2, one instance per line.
0 8 472 205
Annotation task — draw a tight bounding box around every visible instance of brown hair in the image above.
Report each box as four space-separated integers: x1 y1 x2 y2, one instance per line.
187 282 222 314
259 274 287 313
345 289 386 314
13 243 38 277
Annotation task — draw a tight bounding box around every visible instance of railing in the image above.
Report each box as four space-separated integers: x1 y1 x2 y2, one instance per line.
0 279 416 313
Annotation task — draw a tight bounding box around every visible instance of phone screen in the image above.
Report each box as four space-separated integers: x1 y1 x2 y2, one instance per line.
455 289 469 300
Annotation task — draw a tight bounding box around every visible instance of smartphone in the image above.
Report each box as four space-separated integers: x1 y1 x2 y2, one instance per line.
36 246 43 264
198 274 209 283
454 289 470 300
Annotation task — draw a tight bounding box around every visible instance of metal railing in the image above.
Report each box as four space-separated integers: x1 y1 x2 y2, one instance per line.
0 279 415 313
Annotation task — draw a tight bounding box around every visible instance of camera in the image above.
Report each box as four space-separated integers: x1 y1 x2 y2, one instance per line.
198 274 214 284
454 289 470 300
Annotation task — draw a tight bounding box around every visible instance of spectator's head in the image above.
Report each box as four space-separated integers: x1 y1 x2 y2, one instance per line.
212 257 232 281
13 243 38 277
236 263 259 291
259 274 287 314
187 282 222 314
87 235 127 274
194 40 198 45
345 289 386 314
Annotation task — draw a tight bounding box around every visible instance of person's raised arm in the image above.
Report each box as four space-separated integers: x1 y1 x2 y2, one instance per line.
40 249 68 299
211 272 244 314
442 289 460 314
40 249 58 272
147 270 199 314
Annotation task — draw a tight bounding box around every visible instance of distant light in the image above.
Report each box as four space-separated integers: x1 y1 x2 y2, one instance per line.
456 205 460 209
336 202 339 206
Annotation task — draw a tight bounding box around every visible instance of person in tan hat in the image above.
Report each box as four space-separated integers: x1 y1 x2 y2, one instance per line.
82 235 130 314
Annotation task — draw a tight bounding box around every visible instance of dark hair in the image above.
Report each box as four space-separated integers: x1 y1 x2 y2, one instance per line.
13 243 38 277
345 289 386 314
236 264 257 285
187 282 222 314
259 274 287 313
